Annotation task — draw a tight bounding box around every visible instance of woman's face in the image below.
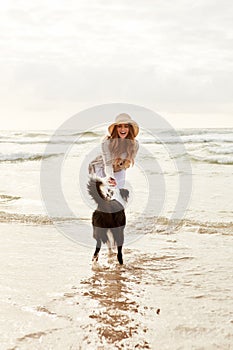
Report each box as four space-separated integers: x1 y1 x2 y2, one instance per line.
117 124 129 138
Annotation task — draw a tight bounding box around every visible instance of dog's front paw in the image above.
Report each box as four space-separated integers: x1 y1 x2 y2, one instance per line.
117 252 123 265
92 255 101 271
92 255 99 262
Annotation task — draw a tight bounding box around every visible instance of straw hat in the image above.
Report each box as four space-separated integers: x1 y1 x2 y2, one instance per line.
108 113 139 137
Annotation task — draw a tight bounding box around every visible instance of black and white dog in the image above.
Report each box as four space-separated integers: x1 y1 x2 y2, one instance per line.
87 177 129 265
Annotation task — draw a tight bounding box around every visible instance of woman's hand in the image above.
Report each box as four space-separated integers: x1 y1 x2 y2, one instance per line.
108 177 117 187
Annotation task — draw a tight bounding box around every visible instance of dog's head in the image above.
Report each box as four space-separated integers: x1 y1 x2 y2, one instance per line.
99 181 115 201
87 177 115 203
87 177 129 204
99 179 130 203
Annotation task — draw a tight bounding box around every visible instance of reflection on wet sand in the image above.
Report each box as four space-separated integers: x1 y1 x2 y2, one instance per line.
80 251 157 349
79 244 195 349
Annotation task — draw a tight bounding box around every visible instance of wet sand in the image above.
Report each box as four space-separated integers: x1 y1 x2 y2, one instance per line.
1 223 233 350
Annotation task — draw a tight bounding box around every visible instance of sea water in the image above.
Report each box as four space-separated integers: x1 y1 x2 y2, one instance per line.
0 128 232 230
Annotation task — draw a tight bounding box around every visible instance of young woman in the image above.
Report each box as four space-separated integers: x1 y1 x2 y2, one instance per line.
89 113 139 188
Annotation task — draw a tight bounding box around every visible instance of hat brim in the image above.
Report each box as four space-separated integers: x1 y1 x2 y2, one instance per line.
108 121 139 137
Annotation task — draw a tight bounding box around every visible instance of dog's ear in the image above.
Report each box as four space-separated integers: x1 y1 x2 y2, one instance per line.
119 188 129 202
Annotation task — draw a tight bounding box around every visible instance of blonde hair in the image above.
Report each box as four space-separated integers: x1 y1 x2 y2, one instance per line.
107 124 138 165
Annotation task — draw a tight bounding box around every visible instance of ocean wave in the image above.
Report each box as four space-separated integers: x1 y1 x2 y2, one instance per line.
0 211 81 225
0 139 48 144
0 152 62 163
70 131 100 137
0 194 21 203
21 132 51 138
0 137 97 145
182 134 233 143
140 134 233 144
17 130 100 137
190 155 233 165
3 131 51 137
208 146 233 155
0 131 100 145
1 129 233 145
180 218 233 236
0 211 53 224
140 128 233 143
1 211 232 235
177 128 233 136
135 216 233 236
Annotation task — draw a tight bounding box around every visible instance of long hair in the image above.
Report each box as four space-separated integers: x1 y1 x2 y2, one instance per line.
107 124 137 165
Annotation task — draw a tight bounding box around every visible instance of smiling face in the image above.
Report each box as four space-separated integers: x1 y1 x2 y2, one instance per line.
117 124 129 138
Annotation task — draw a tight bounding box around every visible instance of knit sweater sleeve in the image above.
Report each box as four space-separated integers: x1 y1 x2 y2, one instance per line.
101 138 114 178
134 140 139 158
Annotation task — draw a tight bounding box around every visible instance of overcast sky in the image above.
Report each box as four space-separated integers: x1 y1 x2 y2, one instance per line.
1 0 233 129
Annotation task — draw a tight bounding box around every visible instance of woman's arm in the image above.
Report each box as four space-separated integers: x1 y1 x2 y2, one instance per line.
101 138 139 184
101 138 114 178
133 139 139 159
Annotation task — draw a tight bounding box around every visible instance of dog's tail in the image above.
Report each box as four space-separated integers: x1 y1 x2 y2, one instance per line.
87 177 105 204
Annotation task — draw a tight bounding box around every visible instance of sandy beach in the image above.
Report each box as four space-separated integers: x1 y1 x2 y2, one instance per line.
1 222 232 350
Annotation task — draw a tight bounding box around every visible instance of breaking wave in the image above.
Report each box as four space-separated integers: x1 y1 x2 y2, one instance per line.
0 194 21 203
191 155 233 165
0 211 83 225
0 152 62 163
